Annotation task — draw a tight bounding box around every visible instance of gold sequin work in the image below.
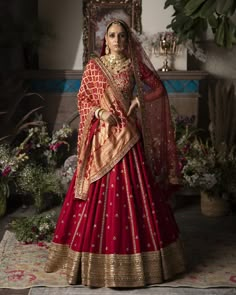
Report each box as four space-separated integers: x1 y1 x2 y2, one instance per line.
101 54 135 102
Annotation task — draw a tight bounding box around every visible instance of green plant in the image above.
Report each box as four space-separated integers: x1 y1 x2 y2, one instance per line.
164 0 236 49
9 211 57 243
16 164 65 213
0 83 45 143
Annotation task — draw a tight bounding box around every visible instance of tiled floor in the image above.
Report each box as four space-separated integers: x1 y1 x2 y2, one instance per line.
0 195 235 295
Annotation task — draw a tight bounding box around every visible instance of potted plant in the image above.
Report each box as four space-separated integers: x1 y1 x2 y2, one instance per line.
180 138 236 216
176 78 236 216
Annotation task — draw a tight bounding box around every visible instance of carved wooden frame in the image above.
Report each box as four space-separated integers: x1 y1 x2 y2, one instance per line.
82 0 142 66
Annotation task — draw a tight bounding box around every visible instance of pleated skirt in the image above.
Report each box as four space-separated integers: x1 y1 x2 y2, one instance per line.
45 141 185 287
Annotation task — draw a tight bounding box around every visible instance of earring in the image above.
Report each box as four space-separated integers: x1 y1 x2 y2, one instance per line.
105 44 110 55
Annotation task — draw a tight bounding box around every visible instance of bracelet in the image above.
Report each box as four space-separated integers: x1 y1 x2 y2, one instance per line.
98 109 105 120
95 108 102 119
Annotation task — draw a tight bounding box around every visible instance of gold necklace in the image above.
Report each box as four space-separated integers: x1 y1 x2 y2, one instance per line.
106 54 127 67
102 54 130 73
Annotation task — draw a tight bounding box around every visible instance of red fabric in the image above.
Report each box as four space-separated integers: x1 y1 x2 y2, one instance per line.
52 141 179 254
76 60 107 153
100 19 181 192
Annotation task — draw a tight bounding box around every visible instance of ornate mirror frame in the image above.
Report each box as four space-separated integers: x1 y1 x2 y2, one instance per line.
82 0 142 66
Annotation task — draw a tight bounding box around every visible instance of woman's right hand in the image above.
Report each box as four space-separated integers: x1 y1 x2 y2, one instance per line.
127 97 140 117
100 110 119 126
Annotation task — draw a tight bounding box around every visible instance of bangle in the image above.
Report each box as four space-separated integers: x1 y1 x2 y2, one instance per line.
95 108 102 119
99 109 105 120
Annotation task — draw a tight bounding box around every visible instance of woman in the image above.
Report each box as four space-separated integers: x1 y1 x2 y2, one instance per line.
45 19 186 287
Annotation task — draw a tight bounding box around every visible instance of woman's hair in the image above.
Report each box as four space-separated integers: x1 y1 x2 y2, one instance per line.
106 20 129 38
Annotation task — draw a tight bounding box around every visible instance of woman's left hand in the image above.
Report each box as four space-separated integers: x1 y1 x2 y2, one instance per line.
127 97 140 117
100 110 119 126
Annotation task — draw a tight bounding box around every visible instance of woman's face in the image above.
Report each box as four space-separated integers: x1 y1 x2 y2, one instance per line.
105 23 127 55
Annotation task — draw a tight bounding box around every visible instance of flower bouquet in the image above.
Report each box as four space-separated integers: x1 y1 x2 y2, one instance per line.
9 211 57 243
181 139 219 194
181 139 236 196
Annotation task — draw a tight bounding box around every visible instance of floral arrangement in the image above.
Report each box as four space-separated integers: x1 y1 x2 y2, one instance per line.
0 144 28 182
181 139 218 192
9 211 57 243
17 119 73 168
0 120 74 214
0 144 29 216
172 109 234 196
171 107 199 171
179 138 236 196
172 106 236 199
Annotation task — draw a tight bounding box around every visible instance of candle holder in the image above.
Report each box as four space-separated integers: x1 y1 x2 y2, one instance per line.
154 32 178 72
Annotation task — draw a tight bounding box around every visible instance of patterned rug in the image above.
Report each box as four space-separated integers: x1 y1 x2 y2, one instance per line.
0 229 236 289
29 286 236 295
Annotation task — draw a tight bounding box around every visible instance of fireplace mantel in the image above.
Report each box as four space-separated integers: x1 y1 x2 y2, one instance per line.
19 69 208 131
20 70 208 81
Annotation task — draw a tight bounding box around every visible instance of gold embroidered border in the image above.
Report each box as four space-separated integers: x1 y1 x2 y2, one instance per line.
45 239 186 287
75 105 98 199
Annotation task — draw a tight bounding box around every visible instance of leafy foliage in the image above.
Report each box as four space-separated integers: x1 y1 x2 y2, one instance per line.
16 164 64 213
165 0 236 48
9 211 56 243
0 81 45 144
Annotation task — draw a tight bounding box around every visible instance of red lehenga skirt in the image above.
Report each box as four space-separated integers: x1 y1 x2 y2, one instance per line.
45 141 186 287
